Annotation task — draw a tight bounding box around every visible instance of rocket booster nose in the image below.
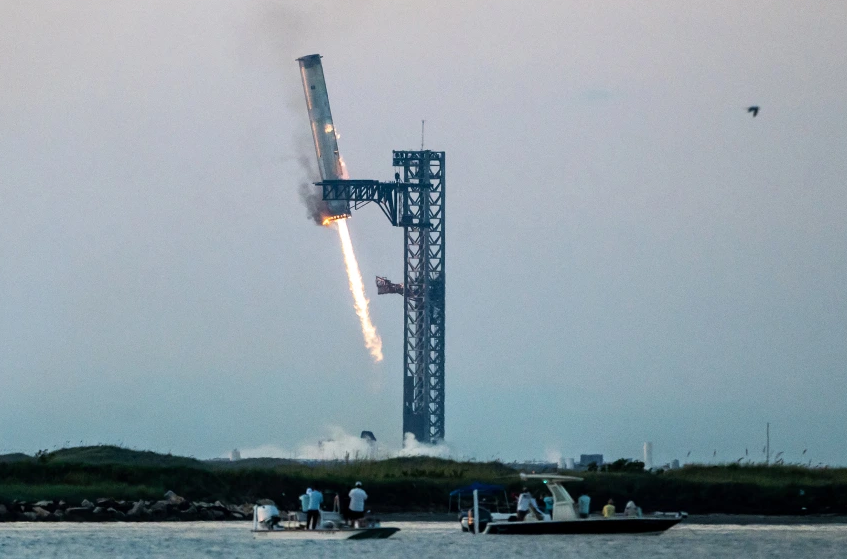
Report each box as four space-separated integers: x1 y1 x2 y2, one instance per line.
296 54 322 67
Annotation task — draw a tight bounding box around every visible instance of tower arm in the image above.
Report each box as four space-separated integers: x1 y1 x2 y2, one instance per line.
317 179 407 226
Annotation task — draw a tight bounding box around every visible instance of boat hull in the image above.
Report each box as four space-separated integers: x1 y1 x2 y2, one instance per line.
252 527 400 540
483 517 682 535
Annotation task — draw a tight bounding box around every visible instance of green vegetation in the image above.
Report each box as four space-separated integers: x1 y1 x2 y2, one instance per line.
1 447 845 515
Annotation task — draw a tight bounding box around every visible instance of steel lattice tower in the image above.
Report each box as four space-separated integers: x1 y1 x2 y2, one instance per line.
396 150 446 443
317 151 446 444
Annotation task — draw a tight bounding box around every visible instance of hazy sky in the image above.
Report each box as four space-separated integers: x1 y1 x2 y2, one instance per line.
2 1 845 466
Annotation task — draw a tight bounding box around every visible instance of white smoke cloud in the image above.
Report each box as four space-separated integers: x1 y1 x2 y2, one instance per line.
297 426 379 460
238 444 294 459
544 448 563 466
235 427 453 460
397 433 451 458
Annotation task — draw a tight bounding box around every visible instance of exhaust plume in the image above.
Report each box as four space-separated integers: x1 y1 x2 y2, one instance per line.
336 219 383 362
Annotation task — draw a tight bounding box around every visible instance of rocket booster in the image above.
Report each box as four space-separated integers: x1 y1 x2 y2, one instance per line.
297 54 350 221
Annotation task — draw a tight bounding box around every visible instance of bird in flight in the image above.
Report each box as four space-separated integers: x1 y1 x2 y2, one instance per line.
748 106 760 117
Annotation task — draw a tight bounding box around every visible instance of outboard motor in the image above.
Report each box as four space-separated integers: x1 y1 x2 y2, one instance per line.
464 506 492 533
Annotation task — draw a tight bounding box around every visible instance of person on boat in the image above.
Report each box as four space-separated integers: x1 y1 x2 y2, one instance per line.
602 499 616 518
299 488 312 514
543 495 554 516
531 494 546 520
516 487 533 521
348 481 368 527
307 486 323 529
577 493 591 519
624 500 638 517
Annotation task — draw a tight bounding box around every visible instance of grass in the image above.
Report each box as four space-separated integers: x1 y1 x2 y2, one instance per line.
0 483 161 504
2 447 845 514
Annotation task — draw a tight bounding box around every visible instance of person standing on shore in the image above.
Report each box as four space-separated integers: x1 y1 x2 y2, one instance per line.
307 486 323 529
348 481 368 527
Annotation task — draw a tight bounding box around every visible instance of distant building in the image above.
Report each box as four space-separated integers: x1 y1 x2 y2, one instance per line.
360 431 377 443
565 457 576 470
230 449 241 461
671 459 680 469
579 454 604 468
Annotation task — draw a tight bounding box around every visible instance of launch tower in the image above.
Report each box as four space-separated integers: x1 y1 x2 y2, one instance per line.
319 153 446 444
298 54 446 445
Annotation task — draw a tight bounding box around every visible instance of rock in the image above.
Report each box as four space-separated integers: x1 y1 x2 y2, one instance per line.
22 512 38 521
256 499 276 506
231 512 244 520
164 490 185 505
34 500 53 508
149 501 168 515
64 507 88 516
96 498 119 509
93 507 105 516
53 510 64 520
81 499 94 508
127 501 146 517
211 510 225 520
32 506 52 519
198 509 214 521
0 504 8 518
180 505 198 518
113 501 133 513
58 500 67 508
107 508 126 519
64 507 94 521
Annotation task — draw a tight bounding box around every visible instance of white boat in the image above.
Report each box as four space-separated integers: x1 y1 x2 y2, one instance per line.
251 505 400 540
468 474 686 535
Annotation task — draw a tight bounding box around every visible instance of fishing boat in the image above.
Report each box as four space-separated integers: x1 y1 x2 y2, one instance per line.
469 474 685 535
251 505 400 540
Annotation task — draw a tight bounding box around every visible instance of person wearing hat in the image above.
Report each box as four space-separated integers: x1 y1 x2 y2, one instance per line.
516 487 533 521
347 481 368 527
299 488 312 514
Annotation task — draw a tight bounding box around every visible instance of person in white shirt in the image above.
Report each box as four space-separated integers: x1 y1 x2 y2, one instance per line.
624 500 639 517
347 481 368 526
516 488 533 521
306 487 323 530
299 488 312 513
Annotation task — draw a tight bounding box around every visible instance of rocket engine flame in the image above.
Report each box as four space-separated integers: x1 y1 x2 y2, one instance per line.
333 218 383 362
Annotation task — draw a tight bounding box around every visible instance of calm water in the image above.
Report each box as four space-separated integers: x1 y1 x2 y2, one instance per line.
2 521 847 558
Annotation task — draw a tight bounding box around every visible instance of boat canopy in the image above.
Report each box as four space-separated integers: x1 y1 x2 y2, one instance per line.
449 482 505 496
448 482 509 513
519 474 584 483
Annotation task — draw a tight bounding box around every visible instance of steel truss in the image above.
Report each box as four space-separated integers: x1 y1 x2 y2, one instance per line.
318 150 446 444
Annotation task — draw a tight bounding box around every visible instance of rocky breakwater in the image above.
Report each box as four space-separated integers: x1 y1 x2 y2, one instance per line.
0 491 265 522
